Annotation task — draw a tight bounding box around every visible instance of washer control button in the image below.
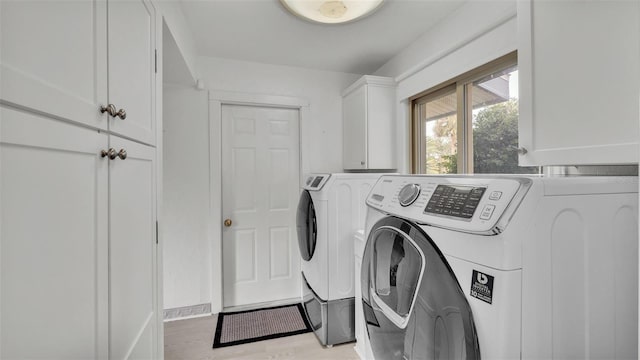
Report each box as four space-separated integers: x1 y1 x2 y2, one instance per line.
479 204 496 220
398 183 421 207
489 191 503 200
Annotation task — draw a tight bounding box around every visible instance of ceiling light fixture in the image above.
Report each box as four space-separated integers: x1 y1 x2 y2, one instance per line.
280 0 384 24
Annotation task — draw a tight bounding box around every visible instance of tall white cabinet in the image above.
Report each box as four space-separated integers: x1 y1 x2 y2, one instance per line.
1 108 111 359
342 76 396 171
0 1 161 359
518 0 640 166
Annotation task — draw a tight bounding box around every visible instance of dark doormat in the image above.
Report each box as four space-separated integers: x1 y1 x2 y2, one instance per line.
212 303 312 348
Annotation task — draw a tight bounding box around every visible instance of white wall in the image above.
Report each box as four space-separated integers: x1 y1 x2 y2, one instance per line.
162 58 359 314
160 0 519 314
162 85 211 310
197 56 361 173
374 0 518 173
154 0 199 83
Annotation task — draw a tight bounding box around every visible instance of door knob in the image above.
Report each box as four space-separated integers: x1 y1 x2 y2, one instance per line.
116 149 127 160
224 219 233 227
115 108 126 120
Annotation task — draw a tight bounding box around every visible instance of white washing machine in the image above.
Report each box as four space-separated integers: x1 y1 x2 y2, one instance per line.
360 174 638 359
296 173 384 346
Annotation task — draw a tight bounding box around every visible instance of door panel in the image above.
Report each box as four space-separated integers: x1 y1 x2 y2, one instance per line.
107 0 155 144
0 0 107 129
222 104 300 307
109 136 156 360
0 106 109 359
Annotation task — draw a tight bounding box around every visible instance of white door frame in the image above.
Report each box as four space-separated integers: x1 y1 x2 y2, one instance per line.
209 90 310 314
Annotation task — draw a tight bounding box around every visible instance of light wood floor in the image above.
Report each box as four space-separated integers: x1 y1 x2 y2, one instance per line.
164 314 359 360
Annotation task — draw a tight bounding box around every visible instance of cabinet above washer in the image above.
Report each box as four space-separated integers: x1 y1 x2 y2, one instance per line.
517 0 639 166
342 75 397 171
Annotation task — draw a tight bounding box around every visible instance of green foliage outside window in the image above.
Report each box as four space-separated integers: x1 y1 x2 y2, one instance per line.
425 99 538 174
473 100 537 174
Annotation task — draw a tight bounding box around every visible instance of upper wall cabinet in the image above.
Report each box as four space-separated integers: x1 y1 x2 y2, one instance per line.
518 0 639 166
107 0 156 145
0 0 156 145
343 76 396 170
1 1 107 130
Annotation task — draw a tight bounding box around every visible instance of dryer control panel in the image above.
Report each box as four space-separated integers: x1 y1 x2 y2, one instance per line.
302 173 330 191
367 175 533 235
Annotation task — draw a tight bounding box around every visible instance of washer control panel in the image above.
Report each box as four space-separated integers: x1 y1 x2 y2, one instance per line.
424 184 485 219
367 175 532 234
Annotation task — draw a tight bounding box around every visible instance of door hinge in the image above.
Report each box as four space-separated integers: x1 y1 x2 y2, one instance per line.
155 221 159 244
154 49 158 74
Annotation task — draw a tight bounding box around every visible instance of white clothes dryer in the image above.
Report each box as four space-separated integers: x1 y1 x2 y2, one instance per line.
361 174 638 359
296 173 385 346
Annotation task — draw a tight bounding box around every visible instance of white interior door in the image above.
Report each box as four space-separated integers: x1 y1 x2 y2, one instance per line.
221 104 301 308
109 137 157 359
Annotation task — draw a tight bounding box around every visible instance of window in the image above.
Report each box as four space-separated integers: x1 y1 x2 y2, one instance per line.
411 52 539 174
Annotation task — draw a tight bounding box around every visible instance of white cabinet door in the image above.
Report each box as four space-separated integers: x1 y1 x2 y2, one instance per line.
0 0 108 130
367 85 396 170
107 0 156 145
108 136 157 359
343 76 396 171
343 85 368 170
518 0 639 166
0 106 109 359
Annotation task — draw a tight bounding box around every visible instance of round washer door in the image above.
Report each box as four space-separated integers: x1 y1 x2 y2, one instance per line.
296 190 317 261
361 216 481 360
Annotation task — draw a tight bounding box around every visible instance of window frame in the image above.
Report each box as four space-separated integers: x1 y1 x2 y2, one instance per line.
410 51 518 174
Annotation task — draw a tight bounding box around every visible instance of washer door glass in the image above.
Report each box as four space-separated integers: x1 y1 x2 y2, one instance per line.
372 226 422 325
361 216 481 360
296 190 317 261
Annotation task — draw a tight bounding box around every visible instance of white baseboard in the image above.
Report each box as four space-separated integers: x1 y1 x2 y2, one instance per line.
163 303 212 321
222 297 301 313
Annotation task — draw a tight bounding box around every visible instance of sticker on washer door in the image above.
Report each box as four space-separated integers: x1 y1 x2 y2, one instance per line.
470 270 494 304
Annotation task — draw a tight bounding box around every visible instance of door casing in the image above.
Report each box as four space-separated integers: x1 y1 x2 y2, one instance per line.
209 91 311 313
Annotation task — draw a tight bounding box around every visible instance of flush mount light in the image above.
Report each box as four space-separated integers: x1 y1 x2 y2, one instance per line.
280 0 384 24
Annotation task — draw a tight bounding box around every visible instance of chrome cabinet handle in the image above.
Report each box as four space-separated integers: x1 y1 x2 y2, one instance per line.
100 148 127 160
101 148 117 159
99 104 126 120
100 104 117 117
115 108 126 120
517 147 528 155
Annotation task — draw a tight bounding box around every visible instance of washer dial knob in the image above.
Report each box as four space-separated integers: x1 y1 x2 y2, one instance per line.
398 184 421 207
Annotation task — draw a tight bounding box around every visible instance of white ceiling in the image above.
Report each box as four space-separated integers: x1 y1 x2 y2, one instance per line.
180 0 467 75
